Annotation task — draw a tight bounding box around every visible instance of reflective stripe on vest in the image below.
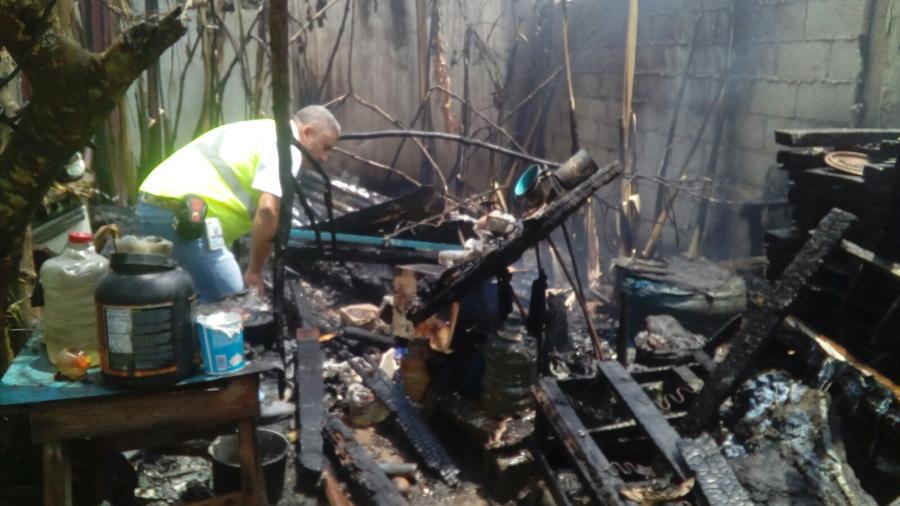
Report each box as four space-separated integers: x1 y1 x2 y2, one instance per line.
192 128 256 220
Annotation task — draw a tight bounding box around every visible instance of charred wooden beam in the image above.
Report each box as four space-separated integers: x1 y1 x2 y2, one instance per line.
409 159 623 323
295 329 325 484
776 148 829 169
678 435 752 506
348 358 461 486
685 208 857 435
301 186 441 236
840 240 900 281
597 361 688 480
324 415 409 506
775 129 900 148
340 327 397 350
286 243 440 265
533 448 575 506
533 377 628 506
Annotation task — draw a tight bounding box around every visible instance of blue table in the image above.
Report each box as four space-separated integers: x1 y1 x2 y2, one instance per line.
1 334 271 506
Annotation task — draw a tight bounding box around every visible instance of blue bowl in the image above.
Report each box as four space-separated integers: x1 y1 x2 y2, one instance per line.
514 165 541 199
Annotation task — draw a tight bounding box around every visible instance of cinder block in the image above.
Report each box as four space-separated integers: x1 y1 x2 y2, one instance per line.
771 0 809 42
599 74 622 100
692 10 718 46
746 80 799 117
573 72 604 100
805 0 867 40
795 82 857 123
733 2 761 44
591 119 621 147
726 113 768 149
828 40 863 81
683 77 720 108
731 42 777 77
691 46 728 76
571 48 602 73
577 96 608 119
775 41 830 80
733 148 777 190
638 129 669 164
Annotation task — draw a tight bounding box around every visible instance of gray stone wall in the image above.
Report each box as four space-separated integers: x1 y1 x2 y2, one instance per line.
536 0 874 259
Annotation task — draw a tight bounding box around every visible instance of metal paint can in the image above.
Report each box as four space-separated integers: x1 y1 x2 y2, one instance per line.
196 311 246 374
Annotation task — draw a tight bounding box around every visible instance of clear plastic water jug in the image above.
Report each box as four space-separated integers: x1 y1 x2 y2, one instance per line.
40 231 109 365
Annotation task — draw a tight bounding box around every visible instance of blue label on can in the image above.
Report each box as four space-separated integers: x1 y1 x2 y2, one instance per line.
197 323 245 374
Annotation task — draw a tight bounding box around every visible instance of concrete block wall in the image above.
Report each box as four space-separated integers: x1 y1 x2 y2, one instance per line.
534 0 871 260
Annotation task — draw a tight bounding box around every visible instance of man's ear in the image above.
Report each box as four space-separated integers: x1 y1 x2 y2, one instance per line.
300 124 315 141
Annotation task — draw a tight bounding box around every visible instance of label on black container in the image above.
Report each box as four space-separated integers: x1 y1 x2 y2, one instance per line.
103 303 176 373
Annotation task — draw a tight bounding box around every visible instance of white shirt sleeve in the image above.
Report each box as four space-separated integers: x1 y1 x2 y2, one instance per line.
251 137 303 198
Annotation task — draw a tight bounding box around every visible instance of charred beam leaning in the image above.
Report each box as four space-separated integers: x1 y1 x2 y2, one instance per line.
685 208 857 435
348 358 461 486
409 154 622 323
597 361 688 480
533 377 627 506
295 329 325 484
324 415 409 505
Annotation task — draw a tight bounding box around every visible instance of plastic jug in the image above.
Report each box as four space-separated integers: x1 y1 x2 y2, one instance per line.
40 231 109 365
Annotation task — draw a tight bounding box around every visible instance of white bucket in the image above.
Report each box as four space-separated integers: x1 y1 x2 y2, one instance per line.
196 311 246 374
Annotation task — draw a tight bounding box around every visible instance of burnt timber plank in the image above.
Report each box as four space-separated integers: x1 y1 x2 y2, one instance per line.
340 326 397 350
776 147 828 169
685 208 857 435
678 436 752 506
840 240 900 281
409 158 622 323
775 129 900 148
348 358 460 486
532 448 574 506
296 330 325 480
533 378 628 506
597 361 688 480
324 415 409 506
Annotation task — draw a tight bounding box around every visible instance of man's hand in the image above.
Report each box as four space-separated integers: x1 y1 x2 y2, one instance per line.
246 192 280 295
245 269 265 294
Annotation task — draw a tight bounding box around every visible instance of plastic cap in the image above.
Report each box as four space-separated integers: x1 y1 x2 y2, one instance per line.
68 231 93 243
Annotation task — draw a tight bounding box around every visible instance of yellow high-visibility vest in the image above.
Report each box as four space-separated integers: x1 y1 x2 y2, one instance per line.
140 119 276 245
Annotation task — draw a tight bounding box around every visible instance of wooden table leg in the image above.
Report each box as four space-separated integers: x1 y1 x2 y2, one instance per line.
238 418 268 505
43 442 72 506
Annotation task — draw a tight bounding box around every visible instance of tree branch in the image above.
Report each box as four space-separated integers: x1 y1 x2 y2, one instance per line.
0 3 185 296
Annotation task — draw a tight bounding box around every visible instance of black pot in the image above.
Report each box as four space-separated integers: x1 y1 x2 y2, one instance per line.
243 311 276 349
208 428 288 505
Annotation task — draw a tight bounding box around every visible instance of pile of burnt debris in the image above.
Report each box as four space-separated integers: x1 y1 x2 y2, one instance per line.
107 131 898 505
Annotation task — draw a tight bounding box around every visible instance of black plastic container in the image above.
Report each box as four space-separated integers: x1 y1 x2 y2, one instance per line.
96 253 197 387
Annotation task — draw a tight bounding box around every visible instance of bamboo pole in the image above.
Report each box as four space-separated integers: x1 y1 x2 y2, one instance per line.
617 0 639 257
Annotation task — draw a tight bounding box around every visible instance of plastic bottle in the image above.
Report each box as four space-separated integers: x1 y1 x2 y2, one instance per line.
40 231 109 365
481 325 537 418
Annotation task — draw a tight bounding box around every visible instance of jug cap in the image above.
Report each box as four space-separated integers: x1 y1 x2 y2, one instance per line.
68 231 92 243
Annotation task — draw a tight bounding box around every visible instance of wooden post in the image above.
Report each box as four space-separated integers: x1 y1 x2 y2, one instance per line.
269 0 293 396
617 0 639 257
238 419 267 506
43 442 73 506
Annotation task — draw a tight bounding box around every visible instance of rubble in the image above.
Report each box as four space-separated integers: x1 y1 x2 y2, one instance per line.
722 371 877 506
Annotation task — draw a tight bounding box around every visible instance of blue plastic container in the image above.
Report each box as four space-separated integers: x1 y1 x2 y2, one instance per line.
196 312 246 374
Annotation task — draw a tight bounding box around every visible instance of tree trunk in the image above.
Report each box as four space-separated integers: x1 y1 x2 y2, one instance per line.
0 0 186 365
